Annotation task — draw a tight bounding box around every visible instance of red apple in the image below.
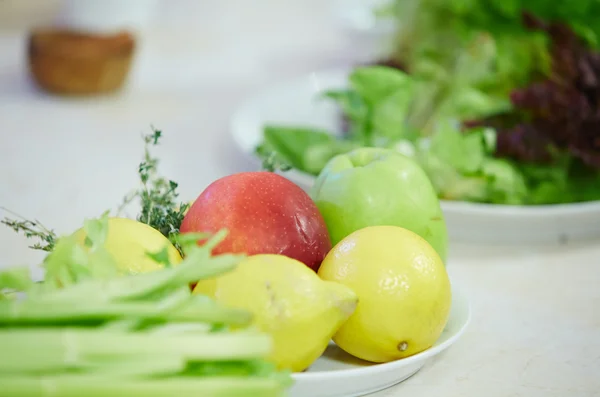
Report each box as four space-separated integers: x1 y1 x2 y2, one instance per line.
180 172 332 271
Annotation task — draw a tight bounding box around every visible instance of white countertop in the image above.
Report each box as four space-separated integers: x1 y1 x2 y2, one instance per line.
1 1 599 396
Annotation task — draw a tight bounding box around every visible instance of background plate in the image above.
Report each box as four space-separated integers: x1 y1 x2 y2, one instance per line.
289 286 471 397
230 68 600 246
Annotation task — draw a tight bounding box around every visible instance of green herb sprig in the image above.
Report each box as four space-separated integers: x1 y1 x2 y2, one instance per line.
255 144 292 173
3 128 190 255
118 128 189 252
0 208 57 252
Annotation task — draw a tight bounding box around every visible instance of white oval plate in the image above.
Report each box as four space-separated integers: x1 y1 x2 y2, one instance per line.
230 68 600 245
288 286 470 397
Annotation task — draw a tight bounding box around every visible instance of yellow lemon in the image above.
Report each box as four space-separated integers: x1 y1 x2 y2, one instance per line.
193 254 358 372
318 225 451 363
72 217 182 274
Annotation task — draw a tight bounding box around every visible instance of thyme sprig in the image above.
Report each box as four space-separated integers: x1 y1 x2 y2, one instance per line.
255 144 292 173
3 127 189 255
0 207 57 252
119 128 189 253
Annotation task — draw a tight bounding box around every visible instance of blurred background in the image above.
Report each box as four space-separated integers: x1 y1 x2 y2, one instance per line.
0 0 387 267
0 0 385 95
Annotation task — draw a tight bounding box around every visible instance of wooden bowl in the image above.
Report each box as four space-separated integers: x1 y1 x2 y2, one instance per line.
28 28 136 95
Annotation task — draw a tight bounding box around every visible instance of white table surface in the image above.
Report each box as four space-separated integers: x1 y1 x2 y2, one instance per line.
1 1 599 396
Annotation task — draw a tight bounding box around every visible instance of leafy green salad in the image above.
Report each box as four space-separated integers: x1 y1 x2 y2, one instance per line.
256 1 600 206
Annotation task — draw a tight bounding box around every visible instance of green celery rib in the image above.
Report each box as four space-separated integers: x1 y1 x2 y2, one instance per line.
0 351 184 377
0 328 272 373
0 375 286 397
80 355 186 377
163 295 252 325
0 266 33 291
0 294 251 327
0 285 189 324
101 319 147 331
40 253 243 304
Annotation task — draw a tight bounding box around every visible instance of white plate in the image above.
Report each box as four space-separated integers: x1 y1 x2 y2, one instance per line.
289 286 470 397
229 68 600 245
330 0 397 36
328 0 398 63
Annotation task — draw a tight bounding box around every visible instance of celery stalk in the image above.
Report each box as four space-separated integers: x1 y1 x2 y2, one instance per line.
41 253 243 304
0 375 286 397
78 356 186 377
0 217 292 394
0 328 272 373
0 293 251 327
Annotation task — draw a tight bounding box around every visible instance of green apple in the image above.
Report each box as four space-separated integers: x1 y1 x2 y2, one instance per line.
310 147 448 262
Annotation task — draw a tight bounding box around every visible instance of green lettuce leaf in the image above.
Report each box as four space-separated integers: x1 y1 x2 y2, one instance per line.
348 66 411 105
